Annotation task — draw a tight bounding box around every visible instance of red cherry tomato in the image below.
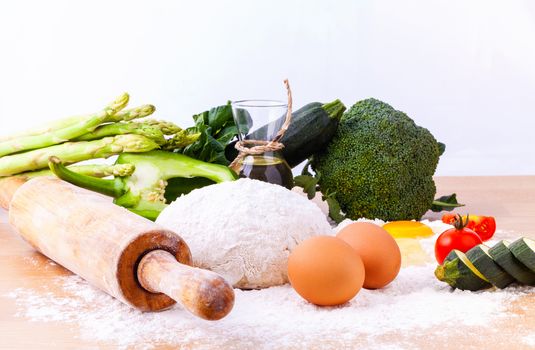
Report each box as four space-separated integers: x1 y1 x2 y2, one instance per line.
441 213 496 242
441 213 457 225
469 216 496 242
435 215 483 264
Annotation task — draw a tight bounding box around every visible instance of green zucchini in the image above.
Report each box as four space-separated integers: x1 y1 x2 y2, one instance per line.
488 240 535 285
509 238 535 273
435 250 492 291
225 100 346 167
466 245 515 289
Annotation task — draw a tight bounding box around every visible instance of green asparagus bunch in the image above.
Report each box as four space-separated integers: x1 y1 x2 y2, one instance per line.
0 93 200 177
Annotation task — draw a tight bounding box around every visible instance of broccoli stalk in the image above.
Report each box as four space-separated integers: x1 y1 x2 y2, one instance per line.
48 150 237 220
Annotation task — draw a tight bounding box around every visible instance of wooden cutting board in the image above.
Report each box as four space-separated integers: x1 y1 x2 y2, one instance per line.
1 176 534 349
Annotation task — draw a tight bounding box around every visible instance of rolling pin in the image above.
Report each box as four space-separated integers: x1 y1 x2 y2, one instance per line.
3 176 234 320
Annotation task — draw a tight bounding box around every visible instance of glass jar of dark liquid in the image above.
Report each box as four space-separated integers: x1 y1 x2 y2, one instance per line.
230 100 294 189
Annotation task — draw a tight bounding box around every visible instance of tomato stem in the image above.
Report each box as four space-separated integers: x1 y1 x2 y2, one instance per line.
453 214 470 230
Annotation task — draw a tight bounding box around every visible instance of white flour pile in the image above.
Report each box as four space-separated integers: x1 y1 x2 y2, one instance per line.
4 220 533 349
156 178 331 289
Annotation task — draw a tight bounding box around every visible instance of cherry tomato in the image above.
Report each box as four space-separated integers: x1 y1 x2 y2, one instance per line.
441 213 496 242
441 213 457 225
435 215 483 264
468 216 496 242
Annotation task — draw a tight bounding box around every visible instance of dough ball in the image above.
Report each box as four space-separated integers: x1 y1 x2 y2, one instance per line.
156 178 332 289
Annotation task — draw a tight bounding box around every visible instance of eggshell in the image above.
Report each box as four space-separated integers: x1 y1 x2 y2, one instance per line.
288 236 365 306
337 222 401 289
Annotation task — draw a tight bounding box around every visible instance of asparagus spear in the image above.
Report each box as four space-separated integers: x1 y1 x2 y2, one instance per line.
73 120 180 145
0 93 130 157
0 103 156 143
0 116 83 142
74 123 164 144
2 163 135 181
142 119 183 135
107 104 155 122
0 134 159 176
162 130 202 150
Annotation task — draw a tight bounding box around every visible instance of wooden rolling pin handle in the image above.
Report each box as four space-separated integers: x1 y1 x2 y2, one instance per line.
137 250 235 321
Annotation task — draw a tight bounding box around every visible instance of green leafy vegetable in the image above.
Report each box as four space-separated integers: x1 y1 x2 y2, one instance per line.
180 102 239 165
431 193 465 212
322 191 346 224
438 142 446 156
294 175 319 200
293 169 346 223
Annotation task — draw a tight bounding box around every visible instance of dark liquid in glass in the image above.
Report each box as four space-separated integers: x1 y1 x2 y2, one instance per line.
238 155 294 190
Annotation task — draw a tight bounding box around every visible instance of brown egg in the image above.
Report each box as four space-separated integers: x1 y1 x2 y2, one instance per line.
337 222 401 289
288 236 365 306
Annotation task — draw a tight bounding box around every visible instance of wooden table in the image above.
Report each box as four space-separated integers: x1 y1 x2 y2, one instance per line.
1 176 534 349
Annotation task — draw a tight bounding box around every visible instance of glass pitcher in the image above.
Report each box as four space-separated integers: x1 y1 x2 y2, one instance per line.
230 100 294 189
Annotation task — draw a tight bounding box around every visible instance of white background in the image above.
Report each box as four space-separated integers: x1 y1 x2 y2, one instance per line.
1 0 534 175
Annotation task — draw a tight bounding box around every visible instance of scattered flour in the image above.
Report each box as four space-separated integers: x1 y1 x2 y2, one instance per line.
523 334 535 346
3 220 533 349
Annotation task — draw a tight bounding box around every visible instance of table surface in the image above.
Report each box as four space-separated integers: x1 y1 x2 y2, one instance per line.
1 176 534 349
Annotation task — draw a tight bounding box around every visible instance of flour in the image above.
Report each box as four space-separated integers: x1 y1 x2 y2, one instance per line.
4 220 533 350
523 334 535 346
156 178 331 289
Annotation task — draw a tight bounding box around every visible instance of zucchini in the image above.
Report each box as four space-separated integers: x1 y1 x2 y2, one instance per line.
466 245 515 289
488 240 535 285
435 250 492 291
509 238 535 273
225 100 346 167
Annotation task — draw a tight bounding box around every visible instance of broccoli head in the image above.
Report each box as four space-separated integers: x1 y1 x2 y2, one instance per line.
311 98 442 221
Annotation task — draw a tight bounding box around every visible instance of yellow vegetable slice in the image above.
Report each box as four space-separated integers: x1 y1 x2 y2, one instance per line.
383 221 434 238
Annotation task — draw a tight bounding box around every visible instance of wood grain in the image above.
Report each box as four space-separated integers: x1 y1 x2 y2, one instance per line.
0 176 534 349
138 250 235 320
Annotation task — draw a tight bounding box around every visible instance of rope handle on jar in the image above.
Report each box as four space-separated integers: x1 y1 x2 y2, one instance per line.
229 79 293 171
